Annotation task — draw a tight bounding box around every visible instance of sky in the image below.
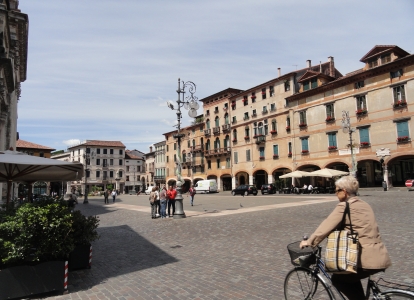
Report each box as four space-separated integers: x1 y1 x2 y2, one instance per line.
17 0 414 153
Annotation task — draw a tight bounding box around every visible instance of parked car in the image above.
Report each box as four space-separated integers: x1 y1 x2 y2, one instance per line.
261 183 277 194
231 185 258 196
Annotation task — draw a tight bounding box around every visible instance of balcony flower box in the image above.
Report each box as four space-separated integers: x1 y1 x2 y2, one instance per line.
261 92 266 95
286 126 291 131
244 136 250 140
259 156 265 160
397 136 410 143
231 102 236 106
393 100 407 108
251 96 256 99
288 152 292 157
232 139 237 142
301 150 309 154
325 116 335 122
299 123 307 128
270 130 277 134
356 109 368 115
273 154 279 159
360 142 370 147
328 146 337 151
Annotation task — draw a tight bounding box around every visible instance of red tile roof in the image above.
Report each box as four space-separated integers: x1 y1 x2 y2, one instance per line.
16 139 55 151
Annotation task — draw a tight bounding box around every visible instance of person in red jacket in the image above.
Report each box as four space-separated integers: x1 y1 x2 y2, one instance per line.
166 185 177 218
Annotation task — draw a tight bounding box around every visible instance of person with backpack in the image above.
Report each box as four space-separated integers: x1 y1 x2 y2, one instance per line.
187 185 196 206
149 187 157 219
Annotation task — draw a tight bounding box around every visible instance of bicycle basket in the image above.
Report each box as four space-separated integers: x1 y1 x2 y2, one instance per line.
377 278 414 292
287 241 316 267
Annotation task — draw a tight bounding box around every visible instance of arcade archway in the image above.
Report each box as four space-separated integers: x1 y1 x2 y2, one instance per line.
253 170 267 189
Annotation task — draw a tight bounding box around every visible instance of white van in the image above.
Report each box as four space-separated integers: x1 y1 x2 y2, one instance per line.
145 186 155 195
194 180 218 193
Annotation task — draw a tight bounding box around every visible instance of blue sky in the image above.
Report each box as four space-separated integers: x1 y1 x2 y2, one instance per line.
17 0 414 153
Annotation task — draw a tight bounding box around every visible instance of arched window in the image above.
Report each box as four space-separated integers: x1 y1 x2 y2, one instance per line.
187 139 190 148
214 137 220 149
253 122 258 136
215 116 220 127
271 119 277 131
206 139 210 150
224 113 229 125
232 129 237 141
201 137 204 149
206 119 210 129
245 126 250 137
224 135 230 148
286 116 291 127
192 139 195 147
258 122 264 135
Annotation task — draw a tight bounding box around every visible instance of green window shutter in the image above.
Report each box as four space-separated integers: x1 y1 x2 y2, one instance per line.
328 133 337 147
301 138 309 151
273 145 279 155
234 152 238 164
259 147 265 157
397 121 409 138
359 128 370 143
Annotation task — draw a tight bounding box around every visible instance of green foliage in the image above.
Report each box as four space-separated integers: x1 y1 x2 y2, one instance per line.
0 196 99 268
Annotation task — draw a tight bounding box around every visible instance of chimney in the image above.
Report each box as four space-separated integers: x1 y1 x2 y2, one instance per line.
278 68 281 77
150 146 153 152
328 56 335 77
320 61 322 73
306 60 311 68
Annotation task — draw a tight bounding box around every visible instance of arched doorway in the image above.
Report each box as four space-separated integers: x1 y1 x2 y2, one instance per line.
220 174 232 191
357 159 382 187
253 170 267 189
33 181 47 195
386 155 414 186
273 168 292 189
235 171 248 186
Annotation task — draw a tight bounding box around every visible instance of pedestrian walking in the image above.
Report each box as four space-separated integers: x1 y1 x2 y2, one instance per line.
149 187 157 219
159 186 167 218
111 190 116 203
187 185 196 206
382 180 388 191
104 189 109 204
166 185 177 218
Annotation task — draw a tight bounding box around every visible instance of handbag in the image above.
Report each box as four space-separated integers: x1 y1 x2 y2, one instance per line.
324 201 359 274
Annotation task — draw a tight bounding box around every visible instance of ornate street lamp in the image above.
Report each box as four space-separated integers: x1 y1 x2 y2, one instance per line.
166 78 199 219
83 148 95 204
341 111 357 177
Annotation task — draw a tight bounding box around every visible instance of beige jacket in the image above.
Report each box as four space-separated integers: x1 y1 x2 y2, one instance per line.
308 197 391 269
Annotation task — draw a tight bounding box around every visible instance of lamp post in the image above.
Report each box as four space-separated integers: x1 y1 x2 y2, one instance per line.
341 111 357 177
166 78 199 219
83 148 95 204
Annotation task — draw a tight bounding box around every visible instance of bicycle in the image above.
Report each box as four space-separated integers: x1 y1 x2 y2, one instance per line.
284 241 414 299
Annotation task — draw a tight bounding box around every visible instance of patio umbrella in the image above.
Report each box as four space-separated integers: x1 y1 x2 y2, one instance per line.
0 150 84 205
279 170 312 179
308 168 348 178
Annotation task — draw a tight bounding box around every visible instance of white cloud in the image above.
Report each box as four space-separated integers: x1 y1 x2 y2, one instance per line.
62 139 82 147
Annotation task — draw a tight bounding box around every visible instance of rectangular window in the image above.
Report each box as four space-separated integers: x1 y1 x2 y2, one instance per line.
207 160 211 169
232 116 237 123
303 81 309 91
97 148 101 154
270 103 276 111
393 85 406 103
269 86 274 96
355 81 364 89
311 78 318 89
356 95 367 110
301 138 309 151
96 158 100 165
110 149 114 155
259 147 265 157
299 111 307 125
119 159 123 165
328 133 337 147
262 106 267 113
234 152 238 164
86 170 90 178
119 149 123 155
110 159 113 165
216 159 220 168
243 96 248 106
244 112 249 120
396 121 409 139
103 159 107 167
103 149 107 154
285 80 290 92
390 69 403 78
288 142 292 153
103 171 107 180
96 170 100 178
166 156 169 163
246 149 250 161
326 103 334 119
110 171 114 178
119 171 123 178
359 127 370 143
174 154 176 162
252 109 257 116
262 88 266 99
381 54 391 64
174 143 176 150
369 59 378 68
86 148 90 154
273 144 279 155
251 93 256 103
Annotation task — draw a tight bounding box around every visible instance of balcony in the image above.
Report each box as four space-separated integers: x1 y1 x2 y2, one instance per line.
204 147 231 157
204 129 211 136
393 100 407 109
154 175 166 181
222 124 231 132
255 135 266 144
262 109 268 115
213 127 220 135
190 145 204 152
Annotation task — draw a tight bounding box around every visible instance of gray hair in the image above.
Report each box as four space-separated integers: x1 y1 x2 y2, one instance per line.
335 175 359 196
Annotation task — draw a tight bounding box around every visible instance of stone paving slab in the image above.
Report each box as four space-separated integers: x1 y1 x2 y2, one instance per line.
28 190 414 299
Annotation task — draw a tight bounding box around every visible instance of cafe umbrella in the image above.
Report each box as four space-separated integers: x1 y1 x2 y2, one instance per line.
308 168 349 178
0 150 84 206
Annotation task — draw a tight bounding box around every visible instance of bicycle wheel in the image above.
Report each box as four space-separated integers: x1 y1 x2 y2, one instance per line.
381 291 414 299
284 267 334 300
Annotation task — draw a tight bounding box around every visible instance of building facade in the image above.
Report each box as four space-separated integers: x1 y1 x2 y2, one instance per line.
163 45 414 190
154 141 166 187
67 140 126 195
125 150 145 193
144 146 155 189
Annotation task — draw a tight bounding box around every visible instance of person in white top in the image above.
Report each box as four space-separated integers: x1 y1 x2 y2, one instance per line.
308 184 313 194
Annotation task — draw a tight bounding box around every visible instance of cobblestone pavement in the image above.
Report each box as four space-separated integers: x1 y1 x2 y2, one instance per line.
33 189 414 299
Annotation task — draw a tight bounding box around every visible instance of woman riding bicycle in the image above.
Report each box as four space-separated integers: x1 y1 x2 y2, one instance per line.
300 176 391 299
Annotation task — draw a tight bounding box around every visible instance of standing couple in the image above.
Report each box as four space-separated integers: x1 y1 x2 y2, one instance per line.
150 185 177 219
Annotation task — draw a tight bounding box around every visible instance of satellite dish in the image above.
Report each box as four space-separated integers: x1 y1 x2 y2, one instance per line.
166 101 175 110
188 109 197 118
